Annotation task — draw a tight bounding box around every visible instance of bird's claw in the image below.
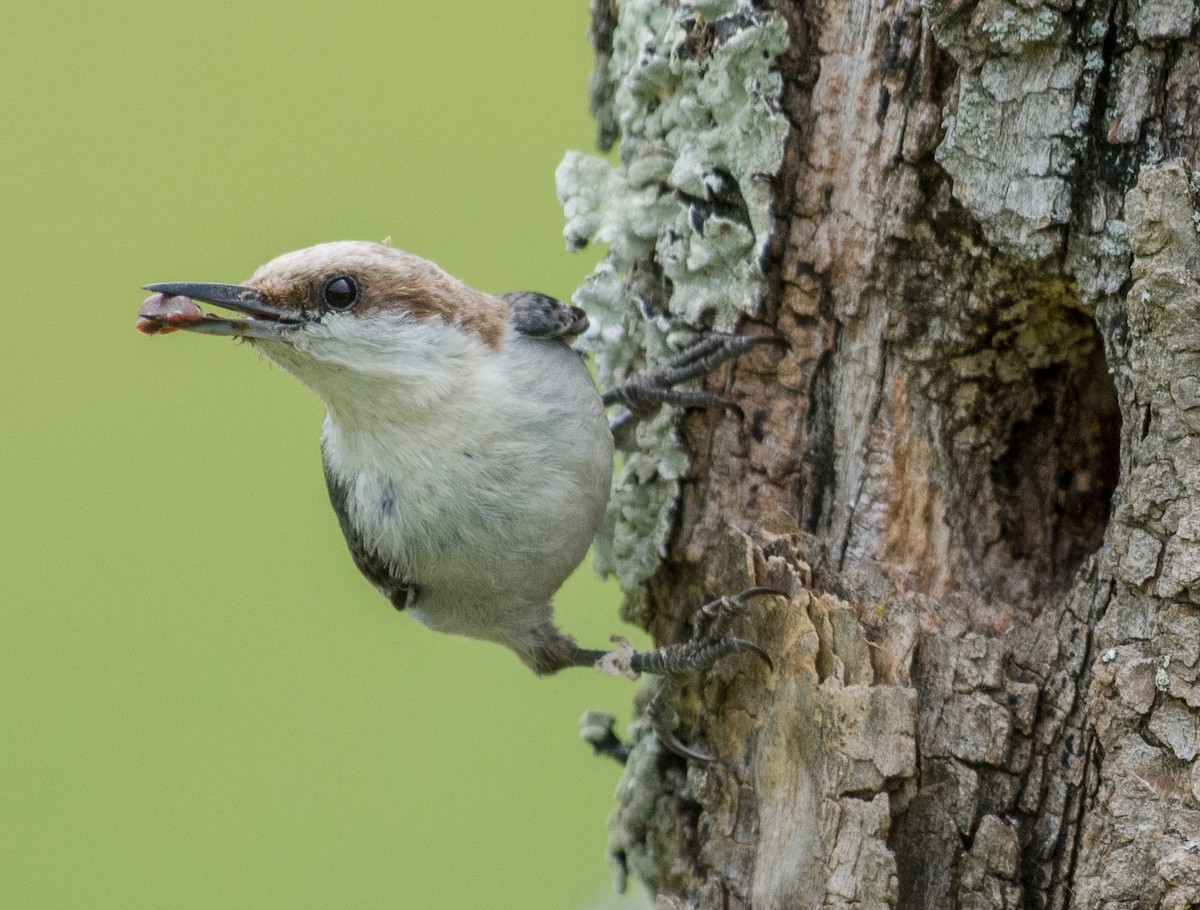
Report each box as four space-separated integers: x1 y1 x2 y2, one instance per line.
602 332 780 448
655 722 718 764
595 586 786 763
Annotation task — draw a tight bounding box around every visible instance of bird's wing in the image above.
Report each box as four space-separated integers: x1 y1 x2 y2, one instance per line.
323 459 418 612
501 291 589 340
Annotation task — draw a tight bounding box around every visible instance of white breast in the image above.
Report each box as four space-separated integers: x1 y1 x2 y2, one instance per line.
312 320 613 645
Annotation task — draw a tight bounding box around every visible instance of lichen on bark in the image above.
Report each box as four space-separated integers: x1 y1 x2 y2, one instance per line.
556 0 789 594
562 0 1200 906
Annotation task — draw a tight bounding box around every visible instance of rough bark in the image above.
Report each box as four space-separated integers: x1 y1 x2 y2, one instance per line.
558 0 1200 907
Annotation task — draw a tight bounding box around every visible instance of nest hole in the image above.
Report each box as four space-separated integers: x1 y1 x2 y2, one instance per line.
968 305 1120 603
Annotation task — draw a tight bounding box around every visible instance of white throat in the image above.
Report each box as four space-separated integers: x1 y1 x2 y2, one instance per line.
260 312 500 435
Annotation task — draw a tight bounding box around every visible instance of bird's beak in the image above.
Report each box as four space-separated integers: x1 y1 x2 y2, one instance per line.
137 282 304 339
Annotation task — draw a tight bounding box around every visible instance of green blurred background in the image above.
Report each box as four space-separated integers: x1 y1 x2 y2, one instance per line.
1 4 649 907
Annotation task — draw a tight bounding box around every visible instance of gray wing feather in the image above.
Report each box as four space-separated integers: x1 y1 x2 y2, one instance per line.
501 291 589 339
322 459 418 611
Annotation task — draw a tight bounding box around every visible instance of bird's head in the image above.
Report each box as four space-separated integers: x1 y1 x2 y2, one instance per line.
139 241 510 416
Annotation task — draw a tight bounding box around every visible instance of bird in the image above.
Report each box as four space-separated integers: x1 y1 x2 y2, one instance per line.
138 240 780 760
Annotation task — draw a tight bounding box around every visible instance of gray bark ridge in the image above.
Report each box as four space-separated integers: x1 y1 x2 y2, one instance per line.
561 0 1200 907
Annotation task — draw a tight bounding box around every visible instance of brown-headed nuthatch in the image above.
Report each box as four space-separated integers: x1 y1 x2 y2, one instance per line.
138 241 781 761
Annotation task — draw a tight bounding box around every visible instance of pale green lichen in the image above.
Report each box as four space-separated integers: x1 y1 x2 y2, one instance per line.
557 0 789 588
978 4 1063 54
591 414 688 590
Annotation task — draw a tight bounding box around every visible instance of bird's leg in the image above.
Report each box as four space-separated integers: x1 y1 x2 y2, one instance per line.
602 333 780 449
570 586 785 763
577 334 784 758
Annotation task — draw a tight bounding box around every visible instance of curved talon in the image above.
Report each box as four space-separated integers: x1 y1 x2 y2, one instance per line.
735 585 791 601
695 585 789 639
657 727 717 764
729 637 774 673
697 585 789 620
711 395 743 418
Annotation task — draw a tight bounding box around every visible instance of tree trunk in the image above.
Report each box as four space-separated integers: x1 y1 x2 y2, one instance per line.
558 0 1200 907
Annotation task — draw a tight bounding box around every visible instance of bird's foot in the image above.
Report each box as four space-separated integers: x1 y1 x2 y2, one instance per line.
582 586 785 763
601 333 780 448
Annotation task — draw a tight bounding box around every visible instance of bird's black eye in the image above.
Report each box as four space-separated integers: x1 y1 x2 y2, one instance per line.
321 274 360 310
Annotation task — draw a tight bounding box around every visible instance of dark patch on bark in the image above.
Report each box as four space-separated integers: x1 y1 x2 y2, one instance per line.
677 9 766 62
801 346 838 533
588 0 620 151
987 327 1120 598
